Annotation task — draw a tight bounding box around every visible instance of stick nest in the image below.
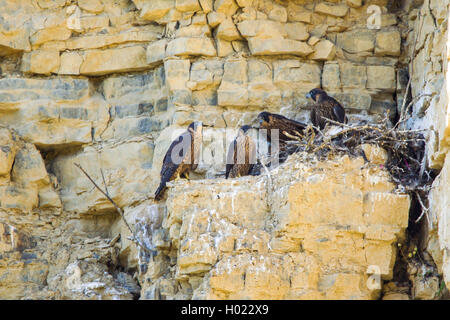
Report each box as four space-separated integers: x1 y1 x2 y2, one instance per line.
254 114 435 224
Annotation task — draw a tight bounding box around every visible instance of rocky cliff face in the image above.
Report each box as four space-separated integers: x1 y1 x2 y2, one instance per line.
0 0 448 300
140 153 411 300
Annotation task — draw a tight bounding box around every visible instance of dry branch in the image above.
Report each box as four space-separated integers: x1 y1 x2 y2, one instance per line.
74 163 155 255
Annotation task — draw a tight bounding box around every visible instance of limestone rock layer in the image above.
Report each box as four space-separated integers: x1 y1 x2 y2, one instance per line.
0 0 448 300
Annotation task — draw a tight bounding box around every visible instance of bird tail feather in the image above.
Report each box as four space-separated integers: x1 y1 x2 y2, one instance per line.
154 182 166 201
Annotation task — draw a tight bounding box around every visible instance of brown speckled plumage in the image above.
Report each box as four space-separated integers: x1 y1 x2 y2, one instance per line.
226 125 256 179
257 112 307 143
307 88 347 130
155 122 202 200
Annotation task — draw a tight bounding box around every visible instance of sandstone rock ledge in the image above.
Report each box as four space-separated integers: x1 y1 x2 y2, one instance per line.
139 152 410 300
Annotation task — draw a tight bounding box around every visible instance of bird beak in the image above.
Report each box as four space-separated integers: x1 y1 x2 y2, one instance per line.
249 118 259 127
202 124 212 128
305 92 312 99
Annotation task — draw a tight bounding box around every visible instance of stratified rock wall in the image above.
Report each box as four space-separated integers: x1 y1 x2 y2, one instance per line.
405 0 450 293
138 153 409 300
0 0 447 300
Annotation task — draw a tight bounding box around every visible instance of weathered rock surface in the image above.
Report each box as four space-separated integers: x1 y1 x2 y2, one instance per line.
139 153 410 299
0 0 448 301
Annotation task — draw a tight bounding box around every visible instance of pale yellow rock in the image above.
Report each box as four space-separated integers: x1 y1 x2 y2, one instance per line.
52 141 155 213
64 29 160 51
80 46 148 75
287 2 312 23
382 293 410 300
217 59 249 105
309 39 336 61
214 0 239 16
365 193 410 227
367 65 396 91
59 51 83 75
0 29 31 54
0 0 445 302
364 240 397 279
217 85 248 106
331 92 372 110
210 265 245 294
206 11 226 27
175 24 211 37
198 0 213 13
0 129 15 177
0 185 39 212
231 40 248 54
11 144 49 188
149 153 412 300
37 0 68 9
215 38 234 57
78 0 104 13
340 63 367 89
380 14 397 27
268 4 287 23
256 10 267 20
285 23 309 41
21 50 60 75
146 39 167 65
236 0 252 7
189 67 213 90
80 15 110 31
192 13 207 25
221 58 247 85
273 59 321 90
315 2 349 17
307 36 320 46
248 38 313 57
175 0 201 12
215 18 242 41
237 20 287 39
164 59 191 92
136 0 175 21
248 82 281 107
361 144 388 165
375 30 401 56
38 185 62 209
30 26 72 46
166 37 217 57
322 61 341 90
321 273 372 300
337 29 375 53
429 155 450 287
0 98 108 149
346 0 362 8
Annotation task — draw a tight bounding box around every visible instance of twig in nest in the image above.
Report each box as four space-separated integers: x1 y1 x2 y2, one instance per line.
282 131 303 143
74 163 155 255
395 93 433 131
398 76 412 127
414 191 429 224
321 117 353 129
306 127 316 150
